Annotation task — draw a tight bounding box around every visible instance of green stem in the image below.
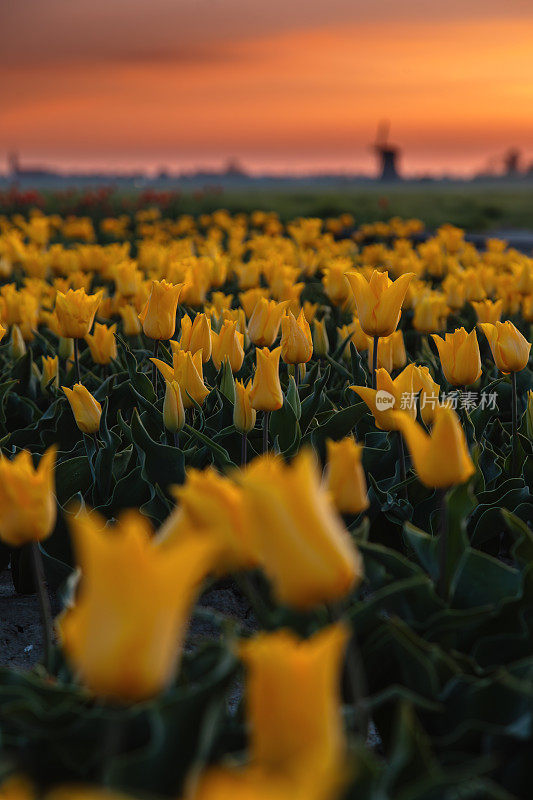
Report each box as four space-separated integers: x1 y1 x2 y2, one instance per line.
398 431 408 500
73 338 81 383
30 543 54 673
262 411 270 454
152 339 159 394
241 432 248 466
437 488 449 600
372 335 379 389
511 371 518 477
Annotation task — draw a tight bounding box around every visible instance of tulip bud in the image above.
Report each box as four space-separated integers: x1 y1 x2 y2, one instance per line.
41 355 59 392
163 380 185 433
432 327 481 386
326 437 369 515
62 383 102 434
234 379 256 433
0 447 57 547
0 322 6 343
58 336 74 361
312 318 329 357
478 321 531 374
250 346 283 412
345 269 414 337
138 279 184 340
10 324 26 359
280 309 313 365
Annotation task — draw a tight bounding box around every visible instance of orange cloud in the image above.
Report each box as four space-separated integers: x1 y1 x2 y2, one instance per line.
3 17 533 174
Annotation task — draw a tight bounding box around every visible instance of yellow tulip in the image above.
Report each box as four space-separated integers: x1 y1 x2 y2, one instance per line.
189 767 310 800
84 323 117 365
303 301 319 323
413 365 441 427
41 355 59 391
526 390 533 439
113 260 142 298
211 319 245 372
442 275 466 311
250 346 283 412
238 451 362 609
138 279 184 340
472 299 503 324
180 313 212 362
392 405 474 488
54 288 103 339
368 331 394 372
118 304 142 336
157 468 258 572
326 438 369 515
239 288 269 319
62 384 102 434
152 349 210 408
58 509 218 702
46 787 134 800
351 365 418 431
0 447 56 547
163 380 185 433
431 327 481 386
412 295 447 333
478 321 531 374
345 269 414 337
248 298 289 347
0 321 6 342
312 318 329 357
280 309 313 365
234 379 256 433
238 624 349 793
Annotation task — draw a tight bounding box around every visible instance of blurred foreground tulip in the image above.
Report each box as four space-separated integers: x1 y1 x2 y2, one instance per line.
0 447 56 548
59 509 218 702
392 405 474 488
326 438 369 515
238 451 362 609
158 468 258 572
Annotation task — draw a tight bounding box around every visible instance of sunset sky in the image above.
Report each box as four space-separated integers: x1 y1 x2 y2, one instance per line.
2 0 533 176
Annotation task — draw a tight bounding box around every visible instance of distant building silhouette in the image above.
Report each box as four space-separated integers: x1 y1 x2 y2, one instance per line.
373 121 401 181
503 148 521 177
8 151 59 180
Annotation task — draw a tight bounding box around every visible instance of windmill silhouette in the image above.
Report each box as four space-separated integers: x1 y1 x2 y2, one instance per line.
373 121 401 181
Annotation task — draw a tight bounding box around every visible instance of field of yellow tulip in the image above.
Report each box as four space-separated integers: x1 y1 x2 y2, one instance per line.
0 207 533 800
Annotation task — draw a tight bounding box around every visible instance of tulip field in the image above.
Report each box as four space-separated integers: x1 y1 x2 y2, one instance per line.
0 208 533 799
